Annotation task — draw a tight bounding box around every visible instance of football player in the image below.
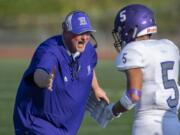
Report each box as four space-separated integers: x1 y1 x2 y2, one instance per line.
101 4 180 135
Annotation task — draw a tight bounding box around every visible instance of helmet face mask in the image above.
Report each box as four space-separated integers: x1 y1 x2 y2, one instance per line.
112 4 157 52
112 28 122 52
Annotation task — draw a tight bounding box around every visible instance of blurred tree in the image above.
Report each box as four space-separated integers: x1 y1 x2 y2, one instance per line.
0 0 179 44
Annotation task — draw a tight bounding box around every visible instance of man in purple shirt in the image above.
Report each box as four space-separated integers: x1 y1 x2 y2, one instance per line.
13 10 109 135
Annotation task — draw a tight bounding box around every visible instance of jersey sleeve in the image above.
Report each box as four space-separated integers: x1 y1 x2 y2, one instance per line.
162 39 180 62
23 45 58 85
115 44 145 71
36 51 57 74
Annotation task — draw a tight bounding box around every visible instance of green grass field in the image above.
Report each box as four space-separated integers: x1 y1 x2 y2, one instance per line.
0 58 134 135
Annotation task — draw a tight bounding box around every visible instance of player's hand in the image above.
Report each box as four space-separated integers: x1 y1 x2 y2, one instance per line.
34 66 56 91
93 87 109 103
47 66 56 91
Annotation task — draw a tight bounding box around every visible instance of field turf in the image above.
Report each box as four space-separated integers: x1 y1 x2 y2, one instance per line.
0 58 133 135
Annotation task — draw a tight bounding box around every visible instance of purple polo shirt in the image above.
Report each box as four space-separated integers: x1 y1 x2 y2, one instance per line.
13 35 97 135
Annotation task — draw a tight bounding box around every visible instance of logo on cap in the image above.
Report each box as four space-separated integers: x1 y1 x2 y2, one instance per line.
64 11 96 34
78 17 87 26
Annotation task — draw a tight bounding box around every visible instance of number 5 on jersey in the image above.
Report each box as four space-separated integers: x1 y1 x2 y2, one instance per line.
161 61 179 108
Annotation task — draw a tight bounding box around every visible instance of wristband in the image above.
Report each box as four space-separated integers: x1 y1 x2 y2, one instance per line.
127 89 142 97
